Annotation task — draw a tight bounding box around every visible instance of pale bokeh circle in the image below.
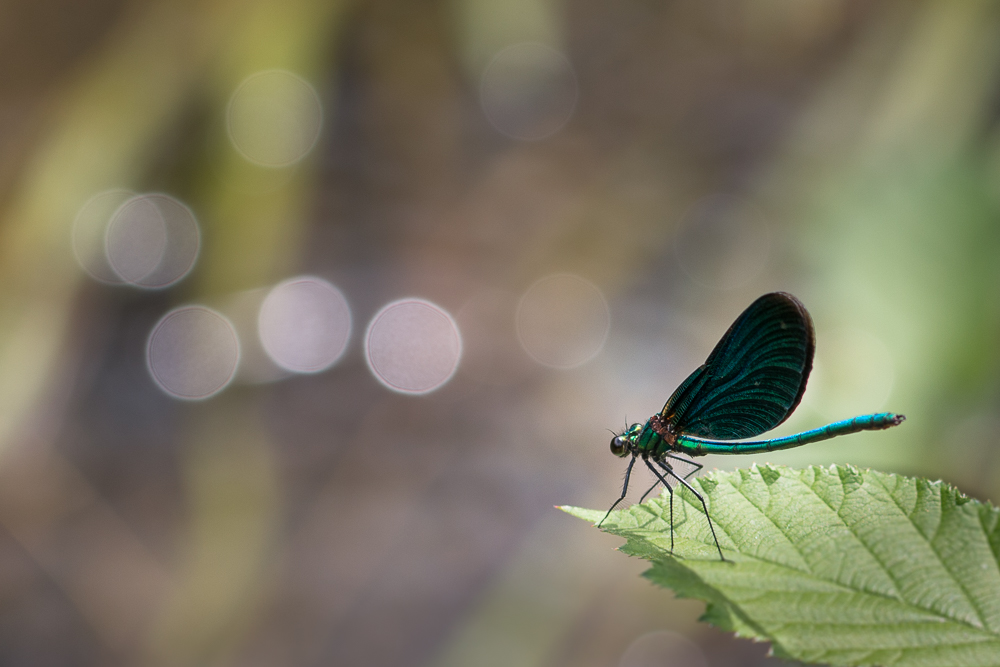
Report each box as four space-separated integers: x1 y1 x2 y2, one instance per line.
516 274 610 369
227 69 323 167
105 193 200 289
147 306 240 400
480 42 578 141
618 630 708 667
805 327 895 420
674 194 770 290
72 189 134 284
365 299 462 394
105 195 166 284
258 276 352 374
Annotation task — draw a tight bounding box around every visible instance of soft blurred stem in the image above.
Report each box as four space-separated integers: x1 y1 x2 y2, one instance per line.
143 0 350 664
0 0 347 450
146 394 280 665
194 0 350 294
0 1 229 454
0 0 251 653
0 0 348 662
450 0 564 74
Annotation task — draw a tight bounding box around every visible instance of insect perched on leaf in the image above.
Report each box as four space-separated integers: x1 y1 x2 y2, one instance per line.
601 292 905 560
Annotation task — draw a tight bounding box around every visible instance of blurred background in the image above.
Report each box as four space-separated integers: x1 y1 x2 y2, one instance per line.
1 0 999 665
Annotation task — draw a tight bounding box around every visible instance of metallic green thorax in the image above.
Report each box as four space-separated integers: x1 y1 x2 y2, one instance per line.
613 415 676 460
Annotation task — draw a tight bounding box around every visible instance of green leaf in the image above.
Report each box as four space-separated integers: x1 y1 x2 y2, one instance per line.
562 464 1000 667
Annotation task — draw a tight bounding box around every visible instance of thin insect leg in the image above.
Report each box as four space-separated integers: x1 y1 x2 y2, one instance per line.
639 458 678 502
669 480 675 553
664 453 703 480
641 458 679 554
657 461 726 561
655 463 678 554
598 455 636 527
638 479 660 503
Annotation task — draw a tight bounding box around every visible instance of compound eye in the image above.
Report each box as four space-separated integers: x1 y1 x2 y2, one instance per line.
610 435 628 457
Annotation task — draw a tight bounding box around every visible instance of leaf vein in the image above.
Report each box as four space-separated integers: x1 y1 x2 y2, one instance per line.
874 475 988 631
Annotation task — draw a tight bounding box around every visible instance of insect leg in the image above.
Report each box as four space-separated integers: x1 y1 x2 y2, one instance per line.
669 477 674 554
663 453 703 480
639 463 670 503
656 461 726 561
637 455 702 511
641 458 679 554
638 479 661 503
598 454 637 527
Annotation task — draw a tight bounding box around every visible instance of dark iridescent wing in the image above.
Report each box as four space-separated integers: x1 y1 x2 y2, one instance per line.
660 292 814 440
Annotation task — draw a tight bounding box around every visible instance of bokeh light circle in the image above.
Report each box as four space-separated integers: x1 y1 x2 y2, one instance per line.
516 274 610 369
480 42 578 141
226 69 323 167
72 189 134 284
673 194 770 290
365 299 462 394
146 306 240 400
106 193 200 289
618 630 708 667
258 276 352 374
105 195 166 284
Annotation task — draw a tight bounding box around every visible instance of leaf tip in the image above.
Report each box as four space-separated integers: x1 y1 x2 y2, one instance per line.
558 505 607 525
